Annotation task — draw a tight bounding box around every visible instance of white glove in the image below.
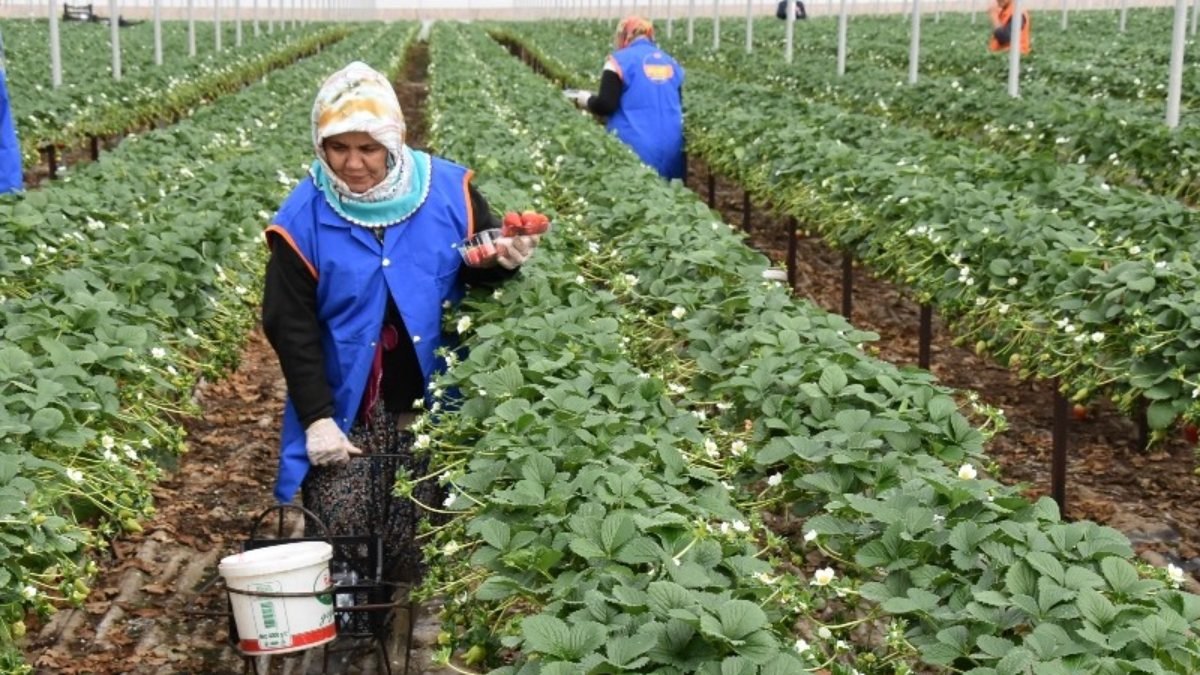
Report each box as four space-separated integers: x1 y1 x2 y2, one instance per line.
495 235 540 270
573 91 593 109
305 417 363 466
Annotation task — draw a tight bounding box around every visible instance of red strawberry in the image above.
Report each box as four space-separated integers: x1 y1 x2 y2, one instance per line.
1184 423 1199 445
1071 404 1087 422
517 211 550 235
480 243 497 259
501 212 522 238
465 247 482 266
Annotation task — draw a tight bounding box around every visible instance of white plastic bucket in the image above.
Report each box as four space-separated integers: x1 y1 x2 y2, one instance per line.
218 541 336 655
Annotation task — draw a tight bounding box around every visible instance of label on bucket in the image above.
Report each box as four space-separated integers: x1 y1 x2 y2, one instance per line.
249 581 293 649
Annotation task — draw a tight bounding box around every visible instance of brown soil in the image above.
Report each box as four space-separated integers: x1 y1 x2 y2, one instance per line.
685 157 1200 583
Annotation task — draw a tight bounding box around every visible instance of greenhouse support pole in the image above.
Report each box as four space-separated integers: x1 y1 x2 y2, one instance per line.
1007 0 1021 97
687 0 695 43
837 0 848 75
153 0 162 64
49 0 63 87
254 0 260 36
1061 0 1067 30
713 0 720 49
745 0 752 52
1192 0 1198 36
236 0 243 46
971 0 976 24
785 0 795 62
667 0 673 38
1167 0 1187 128
1118 0 1126 32
110 0 121 80
268 0 274 33
215 0 222 52
188 0 196 56
918 304 932 369
907 0 919 84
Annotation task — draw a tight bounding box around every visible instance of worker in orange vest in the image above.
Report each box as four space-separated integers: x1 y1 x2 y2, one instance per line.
989 0 1030 54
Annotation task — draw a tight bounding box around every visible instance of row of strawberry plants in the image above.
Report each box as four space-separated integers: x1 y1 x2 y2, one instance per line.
549 17 1200 204
673 9 1200 107
5 19 345 170
422 22 1200 674
0 22 413 673
508 22 1200 438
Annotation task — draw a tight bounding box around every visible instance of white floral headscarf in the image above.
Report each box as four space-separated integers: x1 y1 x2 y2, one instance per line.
311 61 409 204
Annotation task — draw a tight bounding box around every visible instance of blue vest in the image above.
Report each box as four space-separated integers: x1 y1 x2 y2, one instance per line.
606 38 685 180
268 155 473 502
0 71 21 194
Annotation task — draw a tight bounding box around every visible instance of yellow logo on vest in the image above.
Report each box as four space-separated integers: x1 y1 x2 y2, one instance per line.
642 62 676 82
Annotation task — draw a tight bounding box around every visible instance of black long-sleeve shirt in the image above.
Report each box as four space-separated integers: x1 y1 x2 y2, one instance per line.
584 70 623 116
262 184 514 428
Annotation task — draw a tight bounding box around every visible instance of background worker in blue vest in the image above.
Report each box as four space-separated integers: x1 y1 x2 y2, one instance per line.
0 30 22 194
261 61 541 584
570 16 685 181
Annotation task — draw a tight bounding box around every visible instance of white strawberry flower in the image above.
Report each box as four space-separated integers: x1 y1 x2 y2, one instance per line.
732 520 750 533
958 464 978 480
21 585 37 600
730 440 746 456
804 530 818 543
671 306 687 320
1167 563 1186 587
767 473 783 487
66 468 84 483
456 316 472 334
811 567 835 586
414 434 431 450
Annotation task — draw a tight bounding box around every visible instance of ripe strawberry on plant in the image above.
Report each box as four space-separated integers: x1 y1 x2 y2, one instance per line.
1071 404 1088 422
1184 423 1199 446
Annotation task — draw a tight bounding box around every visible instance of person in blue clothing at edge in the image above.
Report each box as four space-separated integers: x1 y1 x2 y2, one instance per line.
261 61 542 587
0 29 23 193
570 16 686 181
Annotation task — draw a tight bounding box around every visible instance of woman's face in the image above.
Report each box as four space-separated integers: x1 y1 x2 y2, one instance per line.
323 131 388 193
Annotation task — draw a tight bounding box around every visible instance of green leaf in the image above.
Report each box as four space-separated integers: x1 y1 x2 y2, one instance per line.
600 513 636 554
647 581 696 617
976 635 1016 658
606 633 655 669
1025 551 1066 585
818 365 847 395
29 408 65 436
1100 556 1140 595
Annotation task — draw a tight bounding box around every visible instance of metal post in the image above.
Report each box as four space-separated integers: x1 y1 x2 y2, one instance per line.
110 0 121 80
1192 0 1198 37
741 190 751 231
918 304 932 369
188 0 196 56
1136 398 1150 451
236 0 243 46
1061 0 1067 30
254 0 260 36
786 217 798 288
152 0 163 64
268 0 274 33
89 136 100 161
1118 0 1126 32
841 252 853 319
687 0 694 43
837 0 848 76
907 0 919 84
1167 0 1187 127
46 146 58 179
707 170 716 207
1052 381 1068 514
49 0 63 87
712 0 720 49
215 0 222 51
1007 0 1021 97
785 0 795 62
745 0 752 53
667 0 673 37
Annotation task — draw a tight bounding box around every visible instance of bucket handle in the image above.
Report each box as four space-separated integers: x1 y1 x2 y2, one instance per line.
248 503 333 542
